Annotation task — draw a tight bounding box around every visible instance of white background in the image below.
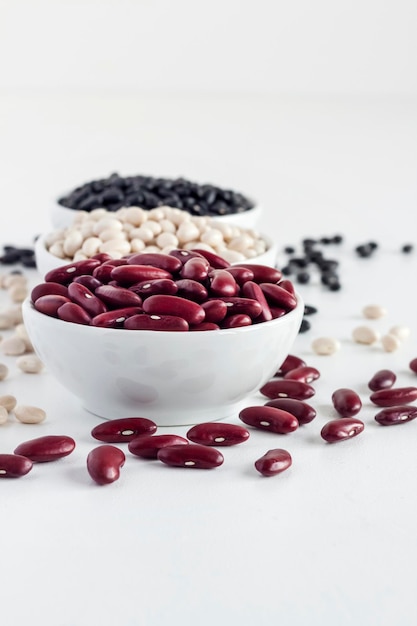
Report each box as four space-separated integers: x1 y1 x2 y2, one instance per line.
1 2 417 625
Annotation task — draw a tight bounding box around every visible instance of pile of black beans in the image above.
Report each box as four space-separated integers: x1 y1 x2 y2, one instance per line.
58 172 255 217
0 244 36 268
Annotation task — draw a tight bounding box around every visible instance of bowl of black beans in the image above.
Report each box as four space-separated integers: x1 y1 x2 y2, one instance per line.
52 173 262 231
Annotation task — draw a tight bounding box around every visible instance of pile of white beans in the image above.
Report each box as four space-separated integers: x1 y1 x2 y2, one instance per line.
45 206 269 264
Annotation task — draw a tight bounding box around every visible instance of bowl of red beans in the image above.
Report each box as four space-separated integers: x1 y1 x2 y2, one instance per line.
23 249 303 426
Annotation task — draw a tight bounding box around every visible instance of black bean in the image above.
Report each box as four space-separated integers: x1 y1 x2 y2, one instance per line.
290 257 309 268
281 265 293 276
332 235 343 244
299 318 311 333
304 304 318 315
296 271 310 284
401 244 413 253
284 246 295 254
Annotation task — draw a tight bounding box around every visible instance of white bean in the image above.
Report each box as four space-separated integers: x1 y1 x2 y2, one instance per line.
93 217 123 235
8 285 28 303
98 228 127 243
130 238 146 253
49 241 66 259
99 239 131 255
0 312 15 330
312 337 341 355
156 232 179 248
81 236 102 257
129 226 154 243
176 222 201 244
381 334 401 352
159 219 177 234
14 405 46 424
2 274 27 289
63 230 84 257
0 406 8 425
16 355 44 374
1 337 26 356
122 207 148 225
146 220 162 236
362 304 387 319
0 364 8 380
147 208 166 221
352 326 380 345
0 394 17 412
200 228 224 248
389 325 411 340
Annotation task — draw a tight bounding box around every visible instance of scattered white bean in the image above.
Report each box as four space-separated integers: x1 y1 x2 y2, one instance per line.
1 337 26 356
381 334 401 352
8 285 28 303
16 355 44 374
311 337 341 355
389 325 411 341
352 326 380 345
362 304 387 319
13 405 47 424
0 406 8 425
0 394 17 412
2 274 27 289
0 312 15 330
0 363 9 380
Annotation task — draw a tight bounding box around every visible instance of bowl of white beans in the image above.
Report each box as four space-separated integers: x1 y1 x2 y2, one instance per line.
36 206 277 279
22 252 303 426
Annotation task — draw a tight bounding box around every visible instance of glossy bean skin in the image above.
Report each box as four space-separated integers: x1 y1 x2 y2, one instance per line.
127 252 182 273
14 435 76 462
73 275 103 292
157 444 224 469
33 294 71 317
175 279 208 303
284 366 320 384
31 282 69 302
370 387 417 407
201 299 228 323
332 388 362 417
124 314 189 331
190 248 231 269
180 257 210 281
259 283 297 312
234 264 282 284
57 302 92 325
111 264 172 286
220 314 252 329
259 380 315 401
239 405 299 434
44 259 101 284
264 398 317 424
67 282 107 317
91 417 157 443
224 266 255 286
87 445 125 485
129 278 178 298
374 405 417 426
142 295 205 325
0 454 33 478
368 369 397 391
254 449 292 477
240 281 272 322
91 307 143 328
189 322 219 331
209 270 239 298
409 358 417 374
218 297 262 320
95 285 143 309
186 422 250 446
278 279 296 296
321 418 365 443
168 249 203 265
128 434 189 459
275 354 307 376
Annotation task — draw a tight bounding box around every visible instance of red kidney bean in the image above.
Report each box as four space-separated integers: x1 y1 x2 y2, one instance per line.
124 314 189 331
235 264 282 284
284 366 320 384
224 266 255 286
91 252 113 263
45 259 101 284
31 282 69 302
264 398 316 424
33 294 71 317
57 302 92 325
169 249 203 265
239 405 299 434
277 279 296 296
259 283 297 312
95 285 142 309
240 281 272 322
321 418 365 443
129 278 178 297
14 435 76 462
101 259 129 267
142 294 205 325
409 358 417 374
259 380 315 400
219 297 262 320
275 354 307 376
128 434 189 459
91 417 157 443
368 369 397 391
73 275 103 292
220 314 252 328
127 252 182 273
269 306 287 319
0 454 33 478
157 444 224 469
87 445 125 485
111 264 172 286
209 270 239 297
190 248 231 269
201 299 228 323
91 307 142 328
180 256 210 281
374 405 417 426
370 387 417 407
332 388 362 417
189 322 219 331
92 264 118 283
254 448 292 477
186 422 250 446
175 279 208 302
67 282 107 317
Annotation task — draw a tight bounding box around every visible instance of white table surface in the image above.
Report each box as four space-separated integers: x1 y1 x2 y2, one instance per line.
1 94 417 626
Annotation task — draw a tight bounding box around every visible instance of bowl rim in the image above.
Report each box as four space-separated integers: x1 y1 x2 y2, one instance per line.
22 291 303 338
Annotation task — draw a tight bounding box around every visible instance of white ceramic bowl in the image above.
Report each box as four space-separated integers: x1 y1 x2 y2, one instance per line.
51 200 262 231
34 231 278 280
22 295 303 427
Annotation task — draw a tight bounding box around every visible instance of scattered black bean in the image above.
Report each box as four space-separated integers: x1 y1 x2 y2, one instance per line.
299 318 311 333
401 244 413 253
296 271 310 284
284 246 295 254
304 304 318 316
281 265 293 276
58 172 255 217
0 245 36 268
